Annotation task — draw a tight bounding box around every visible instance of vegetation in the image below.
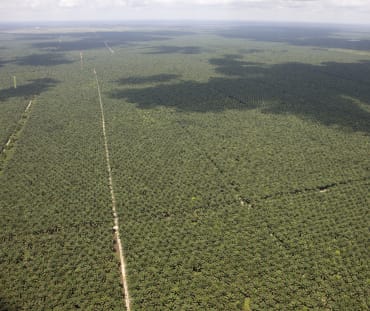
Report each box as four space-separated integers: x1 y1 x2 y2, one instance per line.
0 22 369 310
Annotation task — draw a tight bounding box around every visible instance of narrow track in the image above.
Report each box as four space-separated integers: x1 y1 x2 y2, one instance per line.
93 69 131 311
104 41 115 54
1 100 34 173
2 100 33 149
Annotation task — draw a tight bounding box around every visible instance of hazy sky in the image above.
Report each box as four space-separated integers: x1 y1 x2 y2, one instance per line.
1 0 370 24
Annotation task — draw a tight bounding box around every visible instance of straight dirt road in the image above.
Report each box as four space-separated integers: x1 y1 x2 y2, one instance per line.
94 68 131 311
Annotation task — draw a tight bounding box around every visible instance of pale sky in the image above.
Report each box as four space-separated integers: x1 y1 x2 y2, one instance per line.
0 0 369 24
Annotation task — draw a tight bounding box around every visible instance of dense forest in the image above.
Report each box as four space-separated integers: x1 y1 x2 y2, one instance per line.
0 23 369 310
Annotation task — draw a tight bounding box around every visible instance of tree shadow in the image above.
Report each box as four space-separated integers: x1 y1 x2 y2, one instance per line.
112 79 254 112
144 45 204 54
116 74 179 85
0 298 18 311
14 53 74 66
216 24 370 51
0 78 59 101
209 55 265 76
31 30 192 51
0 60 11 68
14 33 62 41
110 55 370 134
